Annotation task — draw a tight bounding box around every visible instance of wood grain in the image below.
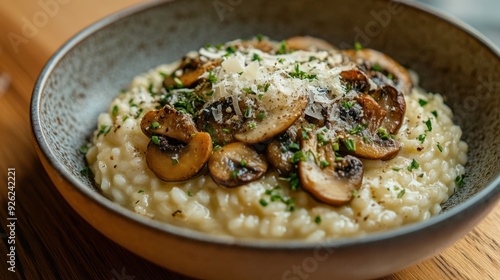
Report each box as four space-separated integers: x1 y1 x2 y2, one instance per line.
0 1 498 279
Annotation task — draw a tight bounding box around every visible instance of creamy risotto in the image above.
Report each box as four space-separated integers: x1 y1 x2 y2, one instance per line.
86 36 467 240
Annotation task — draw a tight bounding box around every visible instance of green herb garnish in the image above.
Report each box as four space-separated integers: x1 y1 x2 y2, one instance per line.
407 159 420 172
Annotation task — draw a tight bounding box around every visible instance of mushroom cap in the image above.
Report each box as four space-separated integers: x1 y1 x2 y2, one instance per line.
141 105 198 142
146 132 213 182
163 57 221 89
343 48 412 95
235 95 308 143
370 85 406 135
298 130 363 206
208 142 268 187
266 134 297 175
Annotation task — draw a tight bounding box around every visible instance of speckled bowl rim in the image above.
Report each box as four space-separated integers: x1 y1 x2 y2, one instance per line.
31 0 500 249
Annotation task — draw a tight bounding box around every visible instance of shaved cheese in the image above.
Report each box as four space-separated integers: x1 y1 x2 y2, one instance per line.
222 56 245 73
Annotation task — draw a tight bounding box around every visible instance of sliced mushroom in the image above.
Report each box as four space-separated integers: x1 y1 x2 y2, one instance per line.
164 57 221 89
266 133 298 175
369 85 405 134
340 69 370 94
343 49 412 95
338 94 401 160
141 105 197 142
195 97 244 145
298 129 363 206
208 142 268 187
146 132 212 181
234 95 308 143
141 105 213 181
285 36 336 52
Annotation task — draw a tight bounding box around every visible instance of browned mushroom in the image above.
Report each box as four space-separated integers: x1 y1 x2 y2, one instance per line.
234 95 308 143
285 36 336 52
146 133 212 181
340 69 370 94
266 133 298 175
298 129 363 206
208 142 268 187
141 105 212 181
197 94 308 145
141 105 197 141
370 85 406 134
337 94 401 160
343 48 412 95
163 57 221 89
195 98 243 145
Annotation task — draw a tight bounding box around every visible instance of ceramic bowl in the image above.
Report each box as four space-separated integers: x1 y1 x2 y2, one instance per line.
31 0 500 279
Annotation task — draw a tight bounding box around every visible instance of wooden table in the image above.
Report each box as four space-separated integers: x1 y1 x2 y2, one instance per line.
0 1 498 279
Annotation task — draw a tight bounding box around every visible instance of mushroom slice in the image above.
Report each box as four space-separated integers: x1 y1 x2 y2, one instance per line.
141 105 197 142
370 85 406 134
298 129 363 206
195 98 244 145
208 142 268 187
339 94 401 160
234 95 308 143
266 133 298 175
285 36 336 52
146 132 213 181
340 69 370 94
164 57 221 89
343 49 412 95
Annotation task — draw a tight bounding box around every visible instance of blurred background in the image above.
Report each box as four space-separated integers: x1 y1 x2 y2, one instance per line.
417 0 500 46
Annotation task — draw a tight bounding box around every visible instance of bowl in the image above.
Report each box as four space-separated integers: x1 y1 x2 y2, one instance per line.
31 0 500 279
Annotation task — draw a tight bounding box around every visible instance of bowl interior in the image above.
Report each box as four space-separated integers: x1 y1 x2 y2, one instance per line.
33 0 500 239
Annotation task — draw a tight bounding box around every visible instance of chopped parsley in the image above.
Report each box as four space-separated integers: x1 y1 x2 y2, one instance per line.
240 159 247 167
301 130 310 140
80 167 90 177
291 151 307 163
252 53 262 62
171 158 179 165
314 216 321 224
112 105 119 117
424 119 432 132
249 121 257 129
244 106 252 118
349 123 367 135
256 34 263 42
392 167 401 172
289 64 317 80
342 100 355 109
150 121 160 130
431 110 438 118
78 145 89 154
259 199 268 207
371 64 382 72
97 125 112 137
137 190 144 193
354 42 363 51
257 111 266 120
151 135 160 145
407 159 420 172
320 160 330 168
278 40 287 54
437 142 443 152
377 127 391 140
418 99 428 106
187 191 193 197
352 190 358 197
208 70 217 83
417 134 426 144
332 142 339 152
344 139 356 151
397 189 406 198
288 142 300 151
455 174 465 188
135 108 144 119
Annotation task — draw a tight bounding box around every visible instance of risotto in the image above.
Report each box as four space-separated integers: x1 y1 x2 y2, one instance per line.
85 36 467 240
